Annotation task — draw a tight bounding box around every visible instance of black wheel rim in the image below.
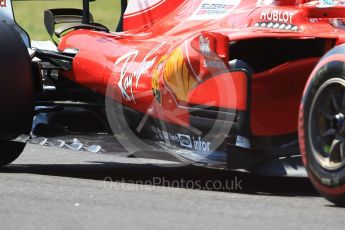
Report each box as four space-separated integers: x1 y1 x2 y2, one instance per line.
309 78 345 171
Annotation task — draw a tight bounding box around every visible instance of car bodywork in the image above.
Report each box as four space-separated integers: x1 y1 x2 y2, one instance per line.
2 0 345 204
45 0 342 171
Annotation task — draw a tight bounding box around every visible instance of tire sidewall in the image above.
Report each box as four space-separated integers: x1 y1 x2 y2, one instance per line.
301 53 345 204
0 22 33 139
0 22 33 166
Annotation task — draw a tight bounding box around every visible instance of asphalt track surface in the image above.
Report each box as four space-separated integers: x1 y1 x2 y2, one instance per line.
0 144 345 230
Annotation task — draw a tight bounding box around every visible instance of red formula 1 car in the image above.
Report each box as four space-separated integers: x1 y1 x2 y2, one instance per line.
1 0 345 205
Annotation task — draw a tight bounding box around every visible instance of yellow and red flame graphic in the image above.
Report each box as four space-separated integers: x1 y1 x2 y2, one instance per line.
152 48 197 103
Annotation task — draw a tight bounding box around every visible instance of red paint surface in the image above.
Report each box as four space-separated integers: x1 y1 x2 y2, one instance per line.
58 0 345 134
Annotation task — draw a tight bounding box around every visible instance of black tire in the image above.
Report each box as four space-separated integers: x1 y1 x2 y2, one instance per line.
0 141 26 166
0 23 34 166
300 45 345 206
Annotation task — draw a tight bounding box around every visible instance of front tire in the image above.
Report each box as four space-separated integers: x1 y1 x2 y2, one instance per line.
299 47 345 206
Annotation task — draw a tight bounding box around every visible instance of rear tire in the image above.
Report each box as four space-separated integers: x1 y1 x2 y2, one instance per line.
0 141 26 166
0 23 34 166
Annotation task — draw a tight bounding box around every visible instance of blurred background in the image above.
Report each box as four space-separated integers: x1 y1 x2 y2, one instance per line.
13 0 121 40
